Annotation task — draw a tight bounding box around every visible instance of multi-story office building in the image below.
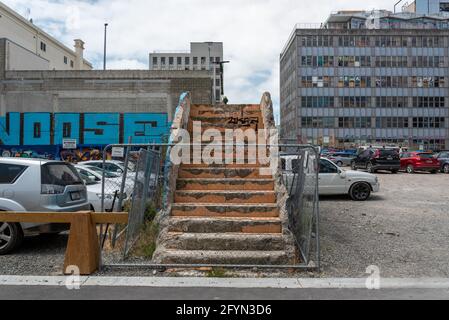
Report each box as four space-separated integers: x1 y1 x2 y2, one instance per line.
403 0 449 14
0 2 92 71
149 42 224 103
280 9 449 150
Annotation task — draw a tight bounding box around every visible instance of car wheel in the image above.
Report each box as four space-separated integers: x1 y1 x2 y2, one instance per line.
350 182 371 201
406 165 414 174
0 222 24 255
366 163 375 173
351 162 357 170
336 161 343 167
444 164 449 174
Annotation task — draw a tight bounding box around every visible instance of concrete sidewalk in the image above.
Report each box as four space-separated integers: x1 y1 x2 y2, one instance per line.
0 276 448 300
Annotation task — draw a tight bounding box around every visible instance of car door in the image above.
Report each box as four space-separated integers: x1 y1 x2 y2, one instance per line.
319 159 344 195
355 150 369 168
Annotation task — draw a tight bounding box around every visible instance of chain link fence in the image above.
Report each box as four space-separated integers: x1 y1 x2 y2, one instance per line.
95 144 165 258
97 142 319 269
281 145 320 267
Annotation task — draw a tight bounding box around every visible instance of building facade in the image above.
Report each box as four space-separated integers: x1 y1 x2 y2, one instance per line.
404 0 449 14
0 69 212 159
0 2 92 71
280 11 449 150
149 42 223 103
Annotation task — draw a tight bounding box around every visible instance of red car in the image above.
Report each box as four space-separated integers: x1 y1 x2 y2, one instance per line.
400 152 440 174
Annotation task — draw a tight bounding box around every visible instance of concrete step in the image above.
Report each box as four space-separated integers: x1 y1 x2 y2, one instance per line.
155 249 292 265
176 178 274 191
188 119 262 131
190 104 261 114
168 216 282 234
171 203 279 218
190 109 262 119
182 161 269 168
188 125 262 134
174 190 276 204
178 167 272 179
162 233 285 251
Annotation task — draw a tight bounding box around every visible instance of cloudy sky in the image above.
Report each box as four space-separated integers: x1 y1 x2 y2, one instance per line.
4 0 396 120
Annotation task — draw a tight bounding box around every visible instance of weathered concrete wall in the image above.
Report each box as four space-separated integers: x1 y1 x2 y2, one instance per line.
0 39 5 80
0 70 212 121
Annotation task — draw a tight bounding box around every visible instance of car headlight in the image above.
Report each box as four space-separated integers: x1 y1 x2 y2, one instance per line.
96 193 114 200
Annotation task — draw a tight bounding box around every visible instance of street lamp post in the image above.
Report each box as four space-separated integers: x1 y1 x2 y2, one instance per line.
103 23 108 70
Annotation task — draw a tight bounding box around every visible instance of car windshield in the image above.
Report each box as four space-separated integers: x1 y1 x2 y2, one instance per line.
86 166 120 178
378 149 398 156
41 163 83 186
418 153 434 159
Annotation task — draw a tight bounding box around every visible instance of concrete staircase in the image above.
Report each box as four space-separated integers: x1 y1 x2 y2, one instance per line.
154 103 296 265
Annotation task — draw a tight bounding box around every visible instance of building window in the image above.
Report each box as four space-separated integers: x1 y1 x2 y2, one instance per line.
33 123 41 138
70 60 74 68
63 123 72 138
193 57 198 65
40 41 47 52
177 57 182 65
152 57 158 65
161 57 166 65
64 56 68 64
185 57 190 65
169 57 174 65
201 57 206 65
215 78 220 86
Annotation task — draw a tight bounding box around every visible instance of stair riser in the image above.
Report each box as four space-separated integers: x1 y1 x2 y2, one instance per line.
188 123 262 133
178 168 272 179
171 206 279 218
157 251 291 265
168 219 282 234
191 105 261 114
176 180 274 191
163 235 285 251
175 192 276 204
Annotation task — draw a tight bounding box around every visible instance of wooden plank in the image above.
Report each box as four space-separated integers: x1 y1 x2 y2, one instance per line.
91 213 128 224
0 211 128 224
64 212 100 275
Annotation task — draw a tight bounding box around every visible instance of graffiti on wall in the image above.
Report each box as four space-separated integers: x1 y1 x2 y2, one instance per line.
0 112 169 146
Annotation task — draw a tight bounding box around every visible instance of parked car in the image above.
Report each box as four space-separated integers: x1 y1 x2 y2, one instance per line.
281 156 380 201
434 150 449 174
351 148 400 173
0 158 89 254
78 160 135 175
74 166 131 212
400 152 440 174
327 152 355 167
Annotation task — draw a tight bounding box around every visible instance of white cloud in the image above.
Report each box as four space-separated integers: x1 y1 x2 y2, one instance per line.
2 0 396 120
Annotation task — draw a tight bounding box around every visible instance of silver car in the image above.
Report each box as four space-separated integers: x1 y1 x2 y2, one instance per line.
0 158 89 254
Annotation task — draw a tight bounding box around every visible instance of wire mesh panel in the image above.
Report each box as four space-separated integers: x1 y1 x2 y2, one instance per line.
122 148 161 256
282 146 320 266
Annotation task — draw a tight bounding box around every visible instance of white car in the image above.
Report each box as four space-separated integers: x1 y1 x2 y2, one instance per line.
78 160 135 175
282 156 380 201
74 166 128 212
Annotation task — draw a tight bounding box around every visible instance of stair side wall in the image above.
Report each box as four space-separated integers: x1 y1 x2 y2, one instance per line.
259 92 298 263
154 92 192 251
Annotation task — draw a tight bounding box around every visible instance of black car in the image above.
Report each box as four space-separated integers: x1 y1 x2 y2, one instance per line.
435 150 449 174
351 148 400 173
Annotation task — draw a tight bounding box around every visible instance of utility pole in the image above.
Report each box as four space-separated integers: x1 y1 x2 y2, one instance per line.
103 23 108 70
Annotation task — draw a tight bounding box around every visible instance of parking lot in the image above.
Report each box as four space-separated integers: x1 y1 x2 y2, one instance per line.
0 170 448 278
320 170 449 278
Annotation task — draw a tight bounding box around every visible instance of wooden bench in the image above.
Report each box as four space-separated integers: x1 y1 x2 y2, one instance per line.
0 211 128 275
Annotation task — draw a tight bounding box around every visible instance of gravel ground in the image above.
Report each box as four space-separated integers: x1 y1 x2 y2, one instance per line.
1 171 448 277
319 171 449 278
